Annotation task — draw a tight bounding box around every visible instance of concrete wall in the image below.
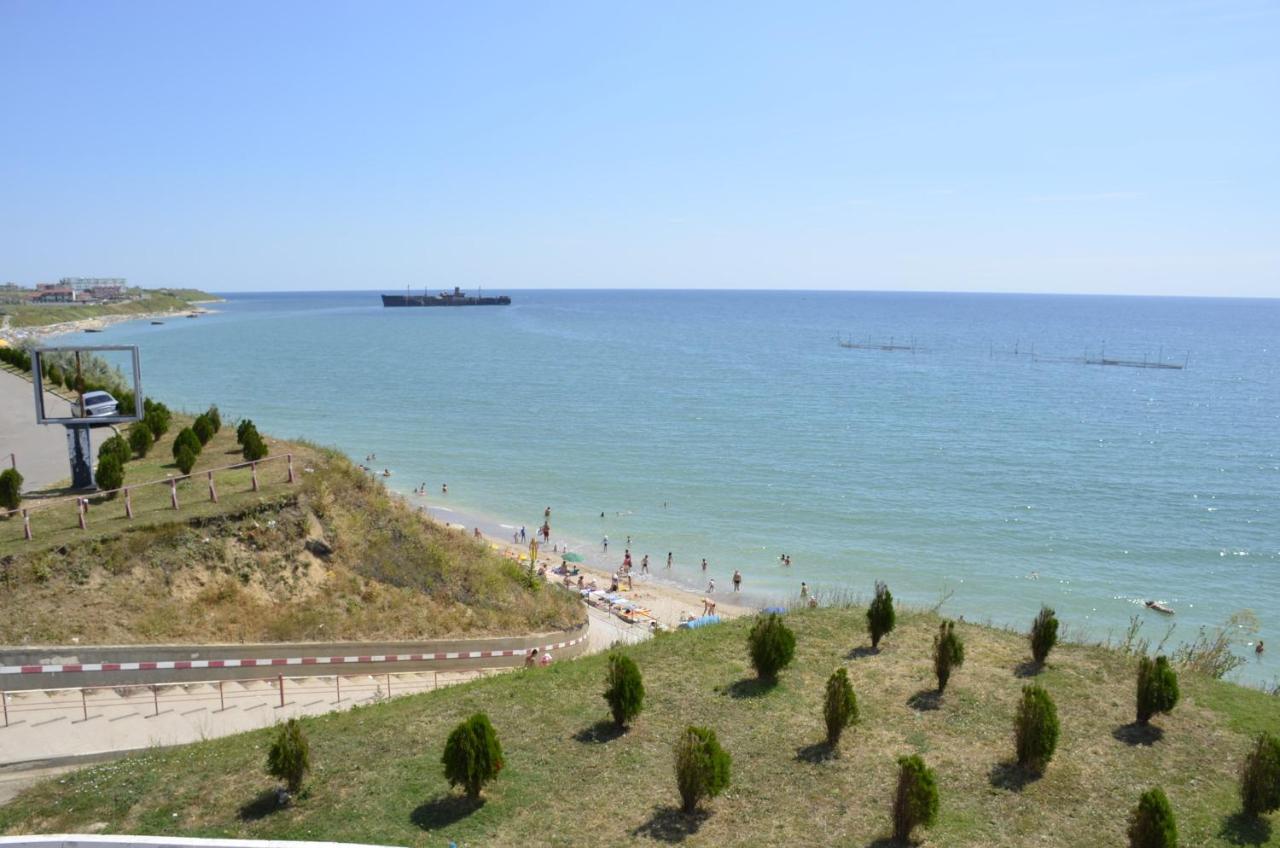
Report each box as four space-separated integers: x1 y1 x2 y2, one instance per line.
0 623 587 690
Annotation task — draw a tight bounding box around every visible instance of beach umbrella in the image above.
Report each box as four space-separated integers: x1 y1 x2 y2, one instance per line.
562 552 585 563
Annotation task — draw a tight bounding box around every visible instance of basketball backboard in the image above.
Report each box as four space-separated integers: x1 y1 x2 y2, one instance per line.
31 345 144 426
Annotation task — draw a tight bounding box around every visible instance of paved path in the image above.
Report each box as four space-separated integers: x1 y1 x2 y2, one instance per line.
0 368 79 492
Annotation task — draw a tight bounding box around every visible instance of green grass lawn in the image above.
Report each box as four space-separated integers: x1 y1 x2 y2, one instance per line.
3 607 1276 846
0 290 217 329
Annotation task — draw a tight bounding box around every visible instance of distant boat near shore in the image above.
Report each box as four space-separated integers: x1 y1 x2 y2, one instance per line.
382 286 511 308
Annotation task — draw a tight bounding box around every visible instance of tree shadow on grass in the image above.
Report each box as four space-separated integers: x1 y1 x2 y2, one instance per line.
866 837 910 847
988 761 1041 792
410 794 485 830
1112 722 1163 746
572 718 626 744
906 689 942 712
845 646 880 660
238 789 283 821
631 805 710 843
1219 812 1272 846
720 677 777 699
795 741 837 764
1013 660 1042 678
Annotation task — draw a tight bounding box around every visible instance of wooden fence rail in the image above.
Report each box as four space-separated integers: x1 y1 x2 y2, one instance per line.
0 453 295 542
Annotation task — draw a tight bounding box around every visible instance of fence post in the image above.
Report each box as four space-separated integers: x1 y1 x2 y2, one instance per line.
207 471 218 503
22 509 31 541
251 462 259 492
278 674 284 708
124 487 133 519
152 685 159 717
77 499 87 530
386 672 391 698
219 680 225 712
2 688 8 727
170 478 179 510
287 454 295 483
335 675 341 703
81 689 88 722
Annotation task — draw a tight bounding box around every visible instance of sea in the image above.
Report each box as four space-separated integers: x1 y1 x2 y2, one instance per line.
69 290 1279 684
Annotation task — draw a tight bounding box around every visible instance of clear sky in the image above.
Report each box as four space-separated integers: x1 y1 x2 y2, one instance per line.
1 1 1276 296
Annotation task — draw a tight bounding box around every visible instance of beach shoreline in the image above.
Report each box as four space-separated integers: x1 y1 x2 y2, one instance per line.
0 305 219 346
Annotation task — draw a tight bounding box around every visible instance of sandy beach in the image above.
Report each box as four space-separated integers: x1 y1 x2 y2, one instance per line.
0 304 217 346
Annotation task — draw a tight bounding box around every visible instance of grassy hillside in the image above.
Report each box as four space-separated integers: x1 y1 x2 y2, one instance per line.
3 607 1276 846
0 420 581 643
0 289 218 329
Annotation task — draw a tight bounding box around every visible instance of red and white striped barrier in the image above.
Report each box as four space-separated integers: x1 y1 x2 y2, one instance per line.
0 633 585 677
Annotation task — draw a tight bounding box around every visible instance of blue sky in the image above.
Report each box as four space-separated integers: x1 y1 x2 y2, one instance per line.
1 1 1276 296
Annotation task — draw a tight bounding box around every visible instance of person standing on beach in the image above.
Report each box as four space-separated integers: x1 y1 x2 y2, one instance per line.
701 558 708 573
641 554 649 575
545 506 551 519
800 582 808 599
732 570 742 592
667 552 673 569
520 526 526 542
707 578 715 594
602 535 609 552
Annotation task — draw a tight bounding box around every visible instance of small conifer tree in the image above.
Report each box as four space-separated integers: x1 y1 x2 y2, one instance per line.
1128 787 1177 848
1135 655 1180 726
1014 684 1060 773
823 667 858 748
176 444 199 475
129 423 153 458
892 754 939 843
94 453 124 496
1240 731 1280 818
603 652 645 729
933 620 965 693
205 404 222 432
748 613 796 682
867 580 896 649
674 726 731 813
192 415 215 445
237 418 256 445
172 427 201 460
267 718 311 795
242 428 269 461
442 713 504 799
0 468 23 511
1030 605 1059 666
100 434 131 467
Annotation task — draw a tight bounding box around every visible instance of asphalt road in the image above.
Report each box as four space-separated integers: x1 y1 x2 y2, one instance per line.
0 367 81 492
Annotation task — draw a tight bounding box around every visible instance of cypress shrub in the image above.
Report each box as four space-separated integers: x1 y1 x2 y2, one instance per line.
143 399 172 438
0 467 23 511
933 620 965 693
47 364 65 388
205 404 222 433
1030 605 1059 666
674 726 731 813
1240 731 1280 818
748 613 796 681
192 415 215 445
603 652 645 729
95 453 124 496
175 444 199 475
1136 655 1180 726
823 667 858 748
172 427 201 460
892 754 939 843
867 580 896 649
99 434 131 467
1128 787 1177 848
129 423 153 458
267 718 311 795
442 713 504 799
1014 684 1059 773
243 428 269 462
237 418 256 445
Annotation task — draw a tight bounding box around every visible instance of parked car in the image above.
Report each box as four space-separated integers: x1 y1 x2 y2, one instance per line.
72 390 119 418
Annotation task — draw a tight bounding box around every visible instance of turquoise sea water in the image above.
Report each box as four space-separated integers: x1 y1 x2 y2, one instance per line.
79 291 1278 683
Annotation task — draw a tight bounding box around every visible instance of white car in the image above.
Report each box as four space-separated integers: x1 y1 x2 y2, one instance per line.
73 390 119 418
